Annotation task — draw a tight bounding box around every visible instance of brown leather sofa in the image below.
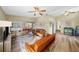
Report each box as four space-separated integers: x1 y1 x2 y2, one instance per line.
24 34 55 52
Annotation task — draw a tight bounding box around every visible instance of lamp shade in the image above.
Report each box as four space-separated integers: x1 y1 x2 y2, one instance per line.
0 21 12 27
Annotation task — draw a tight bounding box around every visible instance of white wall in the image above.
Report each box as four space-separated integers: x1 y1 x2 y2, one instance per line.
34 16 56 34
0 7 6 20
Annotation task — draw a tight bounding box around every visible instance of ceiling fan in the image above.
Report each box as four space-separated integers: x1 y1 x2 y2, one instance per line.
64 11 77 16
28 7 46 16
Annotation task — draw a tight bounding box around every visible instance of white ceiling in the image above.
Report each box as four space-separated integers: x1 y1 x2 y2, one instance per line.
1 6 79 16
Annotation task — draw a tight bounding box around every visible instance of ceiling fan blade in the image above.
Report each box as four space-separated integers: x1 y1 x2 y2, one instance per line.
41 10 46 12
39 12 42 16
28 11 36 13
33 7 39 11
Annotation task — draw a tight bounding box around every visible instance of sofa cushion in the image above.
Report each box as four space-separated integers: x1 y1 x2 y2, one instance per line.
25 43 35 52
28 36 41 45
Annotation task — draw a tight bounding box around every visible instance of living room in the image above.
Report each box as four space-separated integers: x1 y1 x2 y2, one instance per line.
0 6 79 52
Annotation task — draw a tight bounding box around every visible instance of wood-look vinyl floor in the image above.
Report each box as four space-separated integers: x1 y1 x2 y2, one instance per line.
49 34 79 52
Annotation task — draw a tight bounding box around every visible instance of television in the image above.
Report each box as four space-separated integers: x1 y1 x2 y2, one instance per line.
64 27 74 36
